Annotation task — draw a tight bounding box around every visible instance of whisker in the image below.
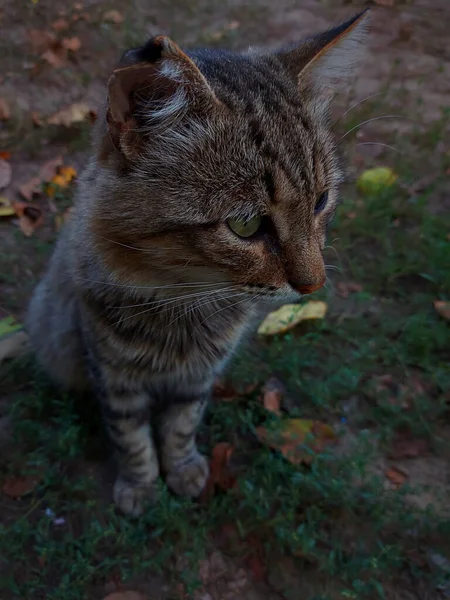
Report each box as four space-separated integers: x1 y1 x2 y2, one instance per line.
324 264 342 273
77 277 229 292
195 293 251 331
355 141 402 155
108 286 238 309
339 115 415 143
332 92 386 129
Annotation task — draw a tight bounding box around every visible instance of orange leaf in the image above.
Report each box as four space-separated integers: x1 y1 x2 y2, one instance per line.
434 300 450 321
385 466 407 487
201 442 235 502
261 377 284 415
0 151 11 160
2 473 42 498
58 165 77 183
256 419 335 465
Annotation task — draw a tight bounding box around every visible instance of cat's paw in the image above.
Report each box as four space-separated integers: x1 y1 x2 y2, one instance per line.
166 452 209 498
113 477 159 517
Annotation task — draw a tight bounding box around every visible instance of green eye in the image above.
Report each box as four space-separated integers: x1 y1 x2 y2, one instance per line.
227 215 262 238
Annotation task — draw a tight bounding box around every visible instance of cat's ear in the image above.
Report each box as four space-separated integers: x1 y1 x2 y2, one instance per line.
106 36 217 160
275 10 370 92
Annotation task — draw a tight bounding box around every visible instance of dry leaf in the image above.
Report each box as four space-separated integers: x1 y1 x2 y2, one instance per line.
201 442 235 502
47 102 91 126
0 159 12 190
385 466 407 487
12 201 43 237
434 300 450 321
0 98 10 121
28 29 55 53
19 177 42 201
258 300 327 335
256 418 335 465
51 18 70 31
389 436 429 459
0 197 15 217
102 593 146 600
335 281 363 298
31 111 44 127
41 46 66 69
39 156 64 181
0 330 29 363
62 36 81 52
0 151 11 160
2 473 42 498
103 9 124 24
73 1 83 9
261 377 284 415
213 379 238 401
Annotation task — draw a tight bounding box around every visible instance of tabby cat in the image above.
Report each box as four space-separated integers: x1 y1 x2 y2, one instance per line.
27 10 369 516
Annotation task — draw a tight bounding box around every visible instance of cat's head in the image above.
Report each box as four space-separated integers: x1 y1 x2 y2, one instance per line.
90 11 369 301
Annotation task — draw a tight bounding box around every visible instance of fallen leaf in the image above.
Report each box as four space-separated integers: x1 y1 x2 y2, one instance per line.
213 379 238 401
335 281 363 298
28 29 55 53
51 18 70 31
0 98 10 121
0 316 22 337
39 156 64 181
41 46 67 69
198 551 227 585
261 377 284 415
385 466 407 487
47 102 91 126
2 473 42 498
0 159 12 190
201 442 235 502
256 419 335 465
258 300 327 336
0 151 11 160
73 1 83 9
31 111 44 127
389 437 429 459
103 9 124 24
62 36 81 52
0 330 29 363
102 593 146 600
19 177 42 201
12 201 43 236
0 196 15 217
434 300 450 321
357 167 397 195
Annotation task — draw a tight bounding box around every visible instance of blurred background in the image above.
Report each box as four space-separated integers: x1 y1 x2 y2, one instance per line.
0 1 449 599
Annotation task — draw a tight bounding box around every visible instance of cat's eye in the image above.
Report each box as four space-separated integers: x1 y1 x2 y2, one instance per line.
315 191 328 214
227 215 262 238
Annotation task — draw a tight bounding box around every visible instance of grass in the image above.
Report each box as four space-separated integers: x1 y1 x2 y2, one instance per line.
1 116 450 599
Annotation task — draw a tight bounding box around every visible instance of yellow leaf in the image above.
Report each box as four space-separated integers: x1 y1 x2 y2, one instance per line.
58 165 77 183
0 197 15 217
257 300 327 336
357 167 397 195
256 418 335 465
47 103 91 127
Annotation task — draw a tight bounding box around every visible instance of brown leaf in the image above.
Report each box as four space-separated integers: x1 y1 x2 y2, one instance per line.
2 473 42 498
31 112 44 127
201 442 235 502
385 466 407 487
62 36 81 52
47 102 91 126
434 300 450 321
103 9 124 24
0 98 10 121
213 379 237 401
28 29 55 54
12 201 43 237
51 18 70 31
41 47 66 68
0 159 12 190
335 281 363 298
389 436 429 460
256 419 335 465
39 156 64 181
102 593 146 600
0 151 11 160
261 377 284 415
19 177 42 201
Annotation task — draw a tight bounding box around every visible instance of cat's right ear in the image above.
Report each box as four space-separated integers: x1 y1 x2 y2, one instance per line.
106 36 217 160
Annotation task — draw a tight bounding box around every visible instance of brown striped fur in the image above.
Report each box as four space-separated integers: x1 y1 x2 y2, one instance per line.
26 11 369 515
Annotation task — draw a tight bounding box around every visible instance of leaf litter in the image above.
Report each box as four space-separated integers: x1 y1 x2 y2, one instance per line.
258 300 327 335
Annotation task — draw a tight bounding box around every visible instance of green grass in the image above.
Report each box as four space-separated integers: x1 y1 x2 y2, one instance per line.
1 121 450 599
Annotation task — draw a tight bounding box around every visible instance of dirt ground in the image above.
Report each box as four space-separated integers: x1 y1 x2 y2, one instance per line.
0 1 449 599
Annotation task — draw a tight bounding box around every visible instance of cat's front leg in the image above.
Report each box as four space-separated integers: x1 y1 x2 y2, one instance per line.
101 392 160 516
159 393 209 498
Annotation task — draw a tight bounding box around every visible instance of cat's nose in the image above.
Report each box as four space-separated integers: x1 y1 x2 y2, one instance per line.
289 278 325 295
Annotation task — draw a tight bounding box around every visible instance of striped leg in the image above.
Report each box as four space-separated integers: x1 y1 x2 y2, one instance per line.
101 395 159 517
159 397 209 497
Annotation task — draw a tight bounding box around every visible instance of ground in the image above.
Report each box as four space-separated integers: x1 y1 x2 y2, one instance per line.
0 0 449 599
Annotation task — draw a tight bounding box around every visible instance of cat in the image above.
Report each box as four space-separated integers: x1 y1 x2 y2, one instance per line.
26 10 369 516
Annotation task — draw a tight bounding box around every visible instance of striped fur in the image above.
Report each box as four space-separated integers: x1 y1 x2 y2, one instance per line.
26 12 369 515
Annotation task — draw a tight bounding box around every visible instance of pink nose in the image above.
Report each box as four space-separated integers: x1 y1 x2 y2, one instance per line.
294 279 325 295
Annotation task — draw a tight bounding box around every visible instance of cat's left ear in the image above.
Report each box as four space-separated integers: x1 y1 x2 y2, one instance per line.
275 9 370 92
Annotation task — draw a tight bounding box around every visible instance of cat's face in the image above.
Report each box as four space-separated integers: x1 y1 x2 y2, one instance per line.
92 13 369 302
